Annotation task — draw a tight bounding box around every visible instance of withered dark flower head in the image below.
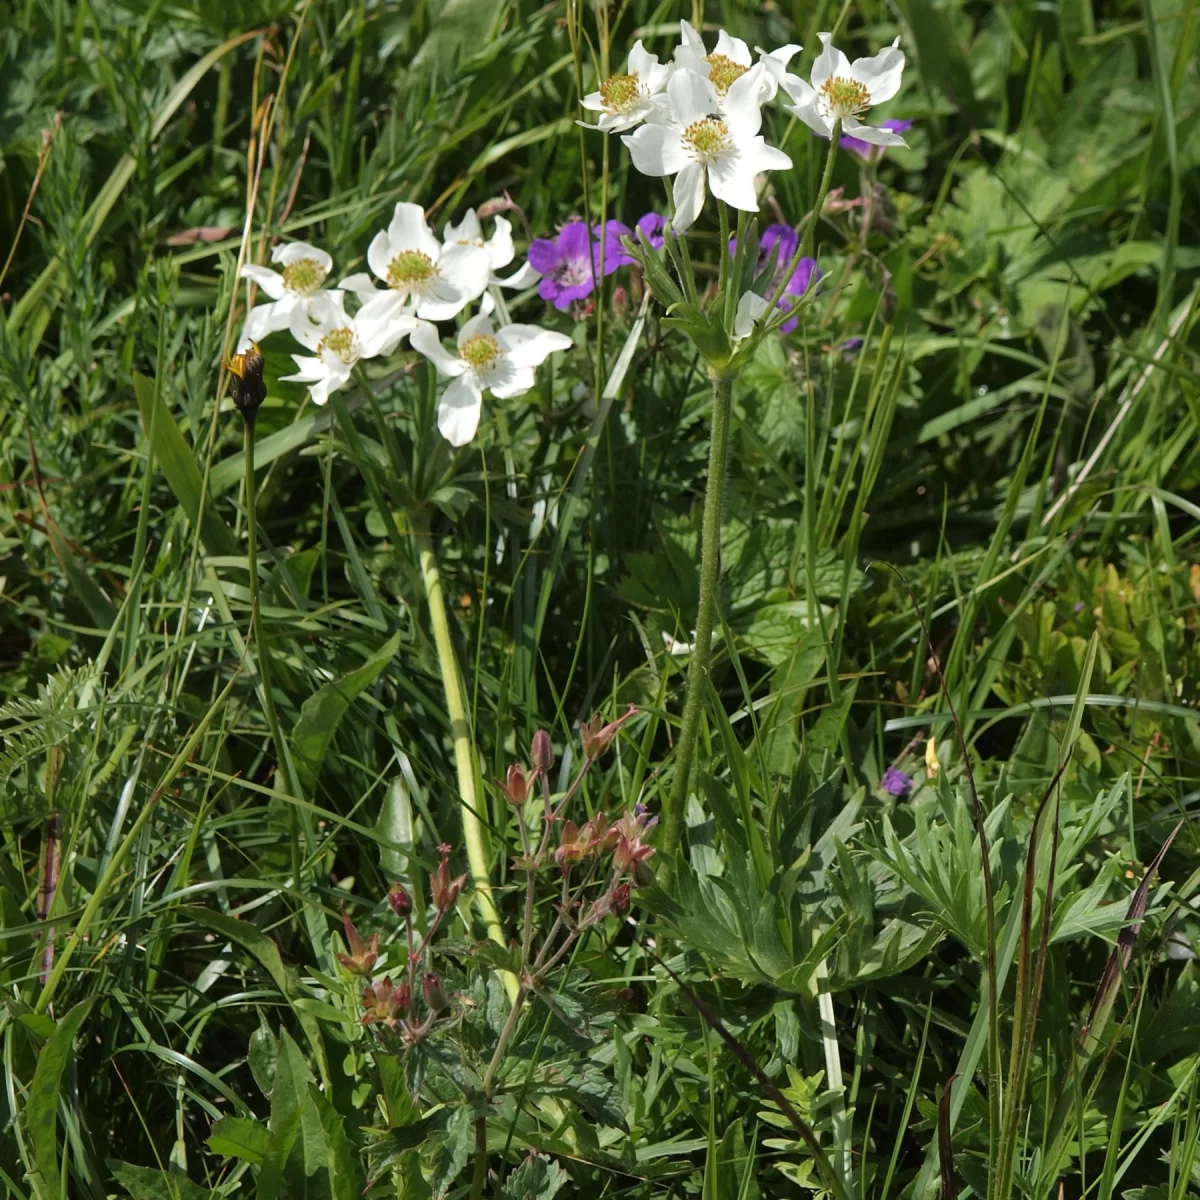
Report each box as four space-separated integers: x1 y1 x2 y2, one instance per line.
225 341 267 418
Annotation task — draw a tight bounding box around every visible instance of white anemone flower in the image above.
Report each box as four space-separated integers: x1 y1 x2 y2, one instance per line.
622 66 792 232
410 313 573 447
673 20 799 105
239 242 334 347
281 291 416 406
782 32 907 147
580 40 672 133
340 202 486 323
440 208 541 293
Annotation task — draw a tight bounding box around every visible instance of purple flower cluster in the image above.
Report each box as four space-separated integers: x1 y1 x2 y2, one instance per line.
840 119 913 165
881 767 912 797
731 223 821 334
526 213 666 311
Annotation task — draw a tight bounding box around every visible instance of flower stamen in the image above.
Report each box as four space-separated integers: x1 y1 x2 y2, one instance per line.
705 54 748 95
681 117 731 163
599 73 641 114
820 75 871 118
460 334 500 371
387 249 437 290
281 257 327 295
318 327 357 364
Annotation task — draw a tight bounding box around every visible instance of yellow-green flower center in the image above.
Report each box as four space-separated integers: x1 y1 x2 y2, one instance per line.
460 334 500 371
281 257 327 295
682 117 730 162
387 249 436 289
705 54 748 96
820 75 871 117
600 73 641 113
318 327 357 364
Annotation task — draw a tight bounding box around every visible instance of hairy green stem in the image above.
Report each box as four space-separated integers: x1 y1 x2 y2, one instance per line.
660 368 736 876
415 528 518 1002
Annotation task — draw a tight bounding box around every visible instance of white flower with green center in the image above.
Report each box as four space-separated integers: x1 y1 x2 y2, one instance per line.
410 312 573 447
673 20 799 106
340 202 485 325
440 208 540 293
781 32 907 147
622 66 792 233
580 40 672 133
239 241 334 346
281 291 416 406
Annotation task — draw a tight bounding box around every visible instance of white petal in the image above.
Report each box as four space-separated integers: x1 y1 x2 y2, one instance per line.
310 371 347 407
672 161 706 232
340 272 380 301
810 33 851 90
359 313 419 358
724 65 768 136
667 67 719 126
357 289 413 330
762 43 802 71
242 299 290 341
494 260 542 289
440 242 492 301
387 201 439 257
367 229 393 283
785 95 833 137
288 304 326 352
241 264 287 299
581 91 606 113
486 361 536 400
271 242 333 275
438 375 484 446
677 19 704 51
479 290 496 316
442 208 481 245
308 290 350 327
841 116 908 146
458 312 495 345
708 149 759 212
623 123 689 177
745 140 794 173
485 216 515 270
413 277 470 321
713 29 752 66
411 321 467 377
628 39 655 77
850 44 905 105
733 290 771 339
280 354 325 383
495 324 573 368
781 75 816 107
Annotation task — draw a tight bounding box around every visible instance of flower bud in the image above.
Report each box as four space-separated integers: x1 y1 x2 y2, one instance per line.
611 882 632 915
224 342 267 419
362 977 411 1028
553 820 588 872
611 285 628 318
336 910 379 977
580 704 638 761
387 883 412 918
503 763 530 807
422 971 448 1014
531 729 554 775
430 843 468 913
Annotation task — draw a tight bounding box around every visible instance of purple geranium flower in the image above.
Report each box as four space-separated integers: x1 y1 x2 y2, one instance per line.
527 221 598 311
881 767 912 798
596 212 667 273
733 224 821 334
840 119 913 166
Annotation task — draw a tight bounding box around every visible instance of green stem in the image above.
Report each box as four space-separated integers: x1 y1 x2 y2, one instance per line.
414 527 518 1002
660 367 736 877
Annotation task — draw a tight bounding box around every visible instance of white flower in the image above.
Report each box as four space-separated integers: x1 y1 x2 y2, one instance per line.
673 20 797 105
281 291 416 406
580 40 672 133
340 202 485 323
622 67 792 232
440 208 540 292
410 313 572 447
782 32 907 147
239 242 334 347
733 290 772 340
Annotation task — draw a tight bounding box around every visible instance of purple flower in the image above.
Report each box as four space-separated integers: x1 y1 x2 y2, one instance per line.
839 337 864 360
595 213 667 273
733 224 821 334
840 119 913 166
527 221 598 311
881 767 912 797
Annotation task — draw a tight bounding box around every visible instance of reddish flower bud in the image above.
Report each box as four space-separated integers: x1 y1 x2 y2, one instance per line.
430 843 468 913
503 763 530 807
611 285 628 317
422 971 448 1014
554 820 588 872
387 883 412 918
336 910 379 977
362 977 411 1028
531 729 554 775
611 882 632 915
580 704 638 761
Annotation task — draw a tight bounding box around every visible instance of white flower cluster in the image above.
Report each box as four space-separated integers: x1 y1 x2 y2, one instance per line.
237 204 567 446
582 21 906 232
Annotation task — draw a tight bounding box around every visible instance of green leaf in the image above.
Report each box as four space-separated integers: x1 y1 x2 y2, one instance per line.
26 999 94 1200
43 518 117 629
498 1154 570 1200
109 1160 217 1199
132 373 237 558
207 1116 270 1166
289 631 401 790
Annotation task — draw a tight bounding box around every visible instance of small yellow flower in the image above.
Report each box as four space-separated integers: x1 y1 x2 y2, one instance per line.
925 735 939 777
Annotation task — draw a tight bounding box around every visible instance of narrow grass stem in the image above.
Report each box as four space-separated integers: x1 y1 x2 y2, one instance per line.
414 527 518 1002
660 367 736 876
